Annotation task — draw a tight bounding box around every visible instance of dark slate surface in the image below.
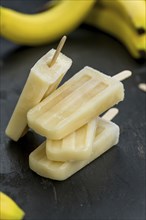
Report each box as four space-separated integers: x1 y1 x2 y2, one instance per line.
0 1 146 220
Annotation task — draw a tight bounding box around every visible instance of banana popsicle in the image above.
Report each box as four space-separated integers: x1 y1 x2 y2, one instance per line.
46 118 97 161
6 48 72 141
29 109 120 181
27 66 126 140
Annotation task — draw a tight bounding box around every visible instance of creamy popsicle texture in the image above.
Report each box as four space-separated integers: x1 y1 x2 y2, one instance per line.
29 118 119 181
27 66 124 140
46 118 97 161
5 49 72 141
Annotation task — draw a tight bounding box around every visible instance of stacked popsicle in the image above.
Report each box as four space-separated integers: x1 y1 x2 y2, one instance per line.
6 37 132 181
6 36 72 141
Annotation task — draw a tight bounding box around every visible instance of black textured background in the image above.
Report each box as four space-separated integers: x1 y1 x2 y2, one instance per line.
0 1 146 220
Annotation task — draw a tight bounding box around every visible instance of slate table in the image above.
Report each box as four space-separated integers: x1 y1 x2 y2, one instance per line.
0 1 146 220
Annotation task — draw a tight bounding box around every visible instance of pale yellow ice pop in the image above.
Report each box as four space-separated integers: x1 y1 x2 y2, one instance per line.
27 67 129 140
29 108 119 181
6 38 72 141
46 118 97 161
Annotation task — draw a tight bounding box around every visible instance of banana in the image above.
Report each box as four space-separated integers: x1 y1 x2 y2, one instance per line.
0 192 25 220
0 0 95 45
86 6 146 59
98 0 146 34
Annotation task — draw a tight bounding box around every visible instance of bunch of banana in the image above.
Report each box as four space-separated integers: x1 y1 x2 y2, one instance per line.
0 192 25 220
85 0 146 59
0 0 95 45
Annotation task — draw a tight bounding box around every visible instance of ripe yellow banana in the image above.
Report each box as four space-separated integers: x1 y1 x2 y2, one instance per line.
0 0 95 45
86 6 146 59
98 0 146 34
0 192 25 220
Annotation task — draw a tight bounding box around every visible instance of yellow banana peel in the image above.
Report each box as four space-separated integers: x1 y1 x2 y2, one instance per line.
98 0 146 34
86 6 146 59
0 192 25 220
0 0 95 45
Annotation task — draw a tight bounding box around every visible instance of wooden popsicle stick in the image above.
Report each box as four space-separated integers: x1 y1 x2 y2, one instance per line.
138 83 146 92
113 70 132 81
102 108 119 121
48 36 67 67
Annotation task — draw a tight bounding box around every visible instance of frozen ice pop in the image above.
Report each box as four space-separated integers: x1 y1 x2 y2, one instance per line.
46 118 97 161
29 109 120 180
27 67 126 140
6 44 72 141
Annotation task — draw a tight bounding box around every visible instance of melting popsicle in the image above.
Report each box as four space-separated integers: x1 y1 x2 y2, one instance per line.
6 37 72 141
29 108 119 181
